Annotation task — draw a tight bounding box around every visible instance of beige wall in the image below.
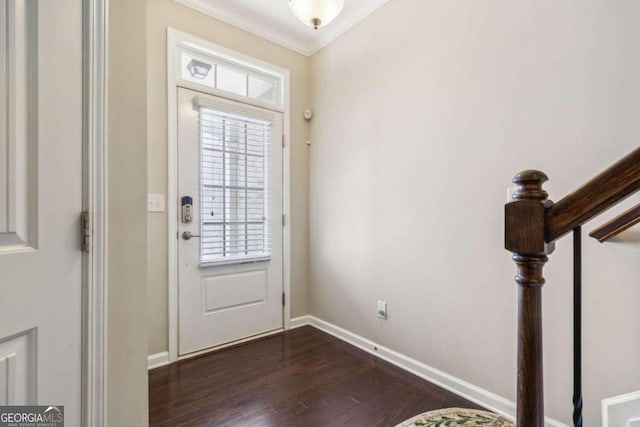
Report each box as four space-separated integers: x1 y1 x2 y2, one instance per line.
147 0 311 355
108 0 149 424
309 0 640 424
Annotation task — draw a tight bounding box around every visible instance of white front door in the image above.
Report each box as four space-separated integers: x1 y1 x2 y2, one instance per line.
0 0 83 424
177 88 284 355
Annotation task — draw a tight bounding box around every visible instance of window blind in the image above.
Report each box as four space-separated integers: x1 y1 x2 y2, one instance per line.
199 107 271 263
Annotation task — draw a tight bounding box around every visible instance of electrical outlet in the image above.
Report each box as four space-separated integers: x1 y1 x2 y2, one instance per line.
377 301 387 320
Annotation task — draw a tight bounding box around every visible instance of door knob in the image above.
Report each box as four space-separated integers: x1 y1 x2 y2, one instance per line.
182 231 200 240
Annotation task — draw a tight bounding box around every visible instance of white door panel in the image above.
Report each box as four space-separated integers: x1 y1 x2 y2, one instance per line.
177 88 283 355
202 268 268 312
0 0 82 423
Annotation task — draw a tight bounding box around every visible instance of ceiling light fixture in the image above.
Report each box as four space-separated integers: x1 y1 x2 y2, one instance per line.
288 0 345 30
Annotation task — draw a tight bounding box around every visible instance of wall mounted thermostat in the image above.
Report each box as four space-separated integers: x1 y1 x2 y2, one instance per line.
303 110 313 121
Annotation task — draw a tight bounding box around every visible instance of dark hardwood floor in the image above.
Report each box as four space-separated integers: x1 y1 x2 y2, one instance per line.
149 326 484 426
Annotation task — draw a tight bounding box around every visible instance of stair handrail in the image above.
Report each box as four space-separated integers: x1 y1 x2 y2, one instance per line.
546 147 640 242
504 146 640 427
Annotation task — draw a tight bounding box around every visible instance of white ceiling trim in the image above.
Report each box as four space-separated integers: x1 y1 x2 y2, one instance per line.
174 0 311 55
307 0 390 55
174 0 391 57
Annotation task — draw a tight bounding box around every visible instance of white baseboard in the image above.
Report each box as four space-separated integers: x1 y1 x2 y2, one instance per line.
289 315 312 329
148 351 170 370
290 315 566 427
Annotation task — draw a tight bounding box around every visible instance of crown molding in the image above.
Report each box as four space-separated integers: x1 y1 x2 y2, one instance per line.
174 0 312 56
174 0 392 57
307 0 390 55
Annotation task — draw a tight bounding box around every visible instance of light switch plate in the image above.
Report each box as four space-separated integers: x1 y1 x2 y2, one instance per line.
148 194 166 212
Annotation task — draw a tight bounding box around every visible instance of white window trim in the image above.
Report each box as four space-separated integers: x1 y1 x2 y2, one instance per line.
174 32 286 113
167 28 292 363
180 46 282 108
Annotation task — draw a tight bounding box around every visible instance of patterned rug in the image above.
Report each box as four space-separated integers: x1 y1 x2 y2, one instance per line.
396 408 515 426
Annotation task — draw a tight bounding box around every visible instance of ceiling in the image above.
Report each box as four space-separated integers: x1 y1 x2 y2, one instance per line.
174 0 391 56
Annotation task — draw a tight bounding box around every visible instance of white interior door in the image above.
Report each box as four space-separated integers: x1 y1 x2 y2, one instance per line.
0 0 82 424
177 88 284 355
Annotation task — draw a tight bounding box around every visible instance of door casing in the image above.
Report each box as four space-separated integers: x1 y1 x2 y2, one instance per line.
166 28 292 363
83 0 108 425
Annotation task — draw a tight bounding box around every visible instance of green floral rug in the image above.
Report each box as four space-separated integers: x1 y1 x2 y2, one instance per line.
396 408 514 427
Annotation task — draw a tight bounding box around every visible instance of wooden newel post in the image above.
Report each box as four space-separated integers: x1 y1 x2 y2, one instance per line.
505 170 555 427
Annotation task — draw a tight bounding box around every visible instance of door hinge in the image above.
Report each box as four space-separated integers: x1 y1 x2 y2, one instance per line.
282 292 285 306
81 211 91 253
282 135 285 148
282 213 286 226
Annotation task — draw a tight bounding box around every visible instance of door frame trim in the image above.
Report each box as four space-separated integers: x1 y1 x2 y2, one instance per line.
166 28 292 363
83 0 108 425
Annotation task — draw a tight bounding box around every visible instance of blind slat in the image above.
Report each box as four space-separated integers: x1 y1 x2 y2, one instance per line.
199 107 271 262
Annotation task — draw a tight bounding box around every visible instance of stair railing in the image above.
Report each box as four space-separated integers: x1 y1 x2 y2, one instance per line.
504 146 640 427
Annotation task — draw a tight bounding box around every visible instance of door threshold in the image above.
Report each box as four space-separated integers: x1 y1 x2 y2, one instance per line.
177 328 284 362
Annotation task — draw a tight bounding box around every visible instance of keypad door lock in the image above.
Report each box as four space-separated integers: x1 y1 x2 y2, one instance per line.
181 196 193 223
